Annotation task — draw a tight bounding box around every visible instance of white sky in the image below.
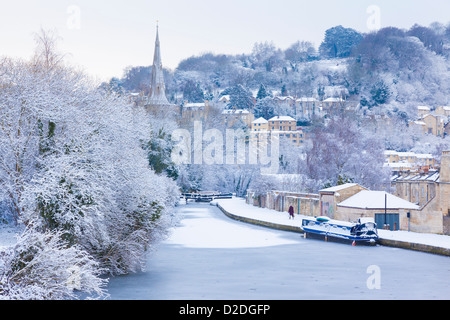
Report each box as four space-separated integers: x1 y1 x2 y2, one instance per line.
1 0 449 82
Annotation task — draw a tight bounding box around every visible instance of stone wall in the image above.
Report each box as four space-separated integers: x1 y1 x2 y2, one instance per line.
246 190 320 217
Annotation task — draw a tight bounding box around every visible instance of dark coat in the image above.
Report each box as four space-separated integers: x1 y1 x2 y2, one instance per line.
289 206 294 215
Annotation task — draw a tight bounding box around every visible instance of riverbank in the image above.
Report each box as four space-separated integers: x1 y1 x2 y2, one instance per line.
212 197 450 257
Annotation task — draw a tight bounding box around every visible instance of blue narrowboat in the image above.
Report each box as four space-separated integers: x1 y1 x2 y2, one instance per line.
301 217 378 246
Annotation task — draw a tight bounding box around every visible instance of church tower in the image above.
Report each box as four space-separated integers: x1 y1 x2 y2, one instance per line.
147 24 172 109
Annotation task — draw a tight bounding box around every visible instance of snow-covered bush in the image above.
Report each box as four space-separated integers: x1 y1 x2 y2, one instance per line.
0 226 107 300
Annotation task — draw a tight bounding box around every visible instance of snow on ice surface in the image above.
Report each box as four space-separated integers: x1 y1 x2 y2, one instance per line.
107 201 450 300
166 206 298 249
213 197 450 250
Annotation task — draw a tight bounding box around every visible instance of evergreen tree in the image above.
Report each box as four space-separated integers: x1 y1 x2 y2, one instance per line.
182 80 204 103
370 80 391 106
319 25 363 59
227 84 254 109
256 83 269 100
253 96 275 119
281 84 288 96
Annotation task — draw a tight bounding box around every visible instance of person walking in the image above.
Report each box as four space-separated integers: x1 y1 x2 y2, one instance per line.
289 205 295 219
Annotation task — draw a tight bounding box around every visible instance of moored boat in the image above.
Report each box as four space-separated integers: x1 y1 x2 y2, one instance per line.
301 216 378 246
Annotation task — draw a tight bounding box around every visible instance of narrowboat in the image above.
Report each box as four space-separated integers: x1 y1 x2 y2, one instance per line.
301 216 378 246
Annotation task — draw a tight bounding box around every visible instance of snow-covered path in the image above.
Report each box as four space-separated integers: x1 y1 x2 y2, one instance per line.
107 203 450 300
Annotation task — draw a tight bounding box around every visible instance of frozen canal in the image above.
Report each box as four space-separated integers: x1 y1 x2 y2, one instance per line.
107 203 450 300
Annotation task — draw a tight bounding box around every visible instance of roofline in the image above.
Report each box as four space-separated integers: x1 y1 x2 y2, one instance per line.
337 205 419 210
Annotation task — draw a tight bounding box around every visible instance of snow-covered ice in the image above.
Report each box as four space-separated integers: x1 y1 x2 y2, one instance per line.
166 206 298 249
107 201 450 300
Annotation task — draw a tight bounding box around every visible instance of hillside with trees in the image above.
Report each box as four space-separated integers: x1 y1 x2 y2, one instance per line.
106 23 450 194
115 23 450 117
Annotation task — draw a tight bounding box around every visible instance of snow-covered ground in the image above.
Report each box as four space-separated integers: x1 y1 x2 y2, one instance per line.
212 197 450 250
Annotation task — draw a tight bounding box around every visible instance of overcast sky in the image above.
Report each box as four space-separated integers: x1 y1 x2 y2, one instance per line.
1 0 449 81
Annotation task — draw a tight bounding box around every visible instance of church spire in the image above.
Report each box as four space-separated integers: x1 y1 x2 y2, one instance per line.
148 23 170 106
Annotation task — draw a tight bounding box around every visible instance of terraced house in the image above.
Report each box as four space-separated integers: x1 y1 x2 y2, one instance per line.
251 116 306 146
391 150 450 234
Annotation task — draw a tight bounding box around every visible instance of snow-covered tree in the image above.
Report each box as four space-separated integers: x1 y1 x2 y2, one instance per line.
0 30 180 299
253 96 275 120
319 26 363 59
304 116 389 191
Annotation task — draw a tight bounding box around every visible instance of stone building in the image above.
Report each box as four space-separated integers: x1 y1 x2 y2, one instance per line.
391 150 450 234
250 116 306 147
295 97 320 119
409 113 446 137
222 109 254 128
336 190 420 231
319 183 367 219
384 150 438 173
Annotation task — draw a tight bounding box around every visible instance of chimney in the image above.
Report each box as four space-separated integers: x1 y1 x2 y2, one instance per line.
441 151 450 183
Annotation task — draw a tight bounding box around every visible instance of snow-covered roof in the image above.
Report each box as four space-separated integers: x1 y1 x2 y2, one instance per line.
383 162 413 168
337 190 420 210
323 97 344 102
296 97 318 102
397 152 416 157
417 106 431 110
184 102 205 108
274 96 295 101
319 183 359 193
421 114 446 122
252 117 269 124
269 116 296 122
391 172 440 182
384 150 435 159
415 153 433 159
222 109 249 115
